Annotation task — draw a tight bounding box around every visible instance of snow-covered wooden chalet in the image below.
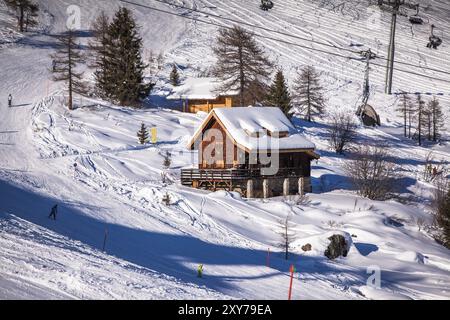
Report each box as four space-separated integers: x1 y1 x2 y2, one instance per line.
181 107 320 198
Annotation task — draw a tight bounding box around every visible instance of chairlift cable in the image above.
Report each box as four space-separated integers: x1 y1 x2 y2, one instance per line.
119 0 450 85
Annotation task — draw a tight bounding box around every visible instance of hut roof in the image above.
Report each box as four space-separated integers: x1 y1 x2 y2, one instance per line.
187 107 319 156
167 77 239 100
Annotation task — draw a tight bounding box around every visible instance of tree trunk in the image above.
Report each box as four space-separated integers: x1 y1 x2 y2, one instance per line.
238 45 244 106
403 105 407 137
19 6 24 32
427 114 432 141
408 112 412 138
433 111 437 142
68 39 73 110
418 109 422 146
307 74 311 122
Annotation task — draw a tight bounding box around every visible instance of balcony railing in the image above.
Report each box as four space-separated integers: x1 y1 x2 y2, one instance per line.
181 167 305 184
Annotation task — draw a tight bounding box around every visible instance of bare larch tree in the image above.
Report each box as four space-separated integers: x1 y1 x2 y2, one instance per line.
279 214 296 260
427 97 444 142
415 94 426 146
292 65 326 122
4 0 39 32
213 25 272 106
51 29 86 110
396 93 415 138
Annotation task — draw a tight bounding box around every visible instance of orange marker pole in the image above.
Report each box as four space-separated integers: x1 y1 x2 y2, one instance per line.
288 264 295 300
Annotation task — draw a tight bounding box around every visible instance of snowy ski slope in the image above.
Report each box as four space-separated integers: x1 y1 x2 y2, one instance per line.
0 0 450 299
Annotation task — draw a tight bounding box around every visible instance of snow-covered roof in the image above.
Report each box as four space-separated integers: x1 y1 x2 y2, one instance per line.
188 107 317 152
167 77 238 100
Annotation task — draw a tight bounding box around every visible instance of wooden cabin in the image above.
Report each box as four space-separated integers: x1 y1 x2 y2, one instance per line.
181 107 320 198
167 77 239 113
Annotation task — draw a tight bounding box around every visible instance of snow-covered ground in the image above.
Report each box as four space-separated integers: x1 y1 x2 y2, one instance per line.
1 0 450 300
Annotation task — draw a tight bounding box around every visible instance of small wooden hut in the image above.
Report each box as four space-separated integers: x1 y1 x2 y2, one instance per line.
167 77 239 113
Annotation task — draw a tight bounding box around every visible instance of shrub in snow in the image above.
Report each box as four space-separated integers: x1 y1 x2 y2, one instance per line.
327 111 357 154
301 243 312 252
344 145 397 200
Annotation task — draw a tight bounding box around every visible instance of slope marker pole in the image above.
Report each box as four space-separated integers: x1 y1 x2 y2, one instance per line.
288 264 295 300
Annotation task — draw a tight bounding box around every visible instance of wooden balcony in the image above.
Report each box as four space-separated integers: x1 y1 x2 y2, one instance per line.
181 167 306 186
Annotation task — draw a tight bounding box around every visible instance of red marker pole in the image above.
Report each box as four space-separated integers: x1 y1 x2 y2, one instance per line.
288 264 295 300
266 248 271 267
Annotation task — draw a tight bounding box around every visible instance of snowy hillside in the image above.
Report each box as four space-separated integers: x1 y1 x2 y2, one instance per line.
1 0 450 300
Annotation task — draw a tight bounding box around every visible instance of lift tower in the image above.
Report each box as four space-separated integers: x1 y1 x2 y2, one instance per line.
377 0 416 94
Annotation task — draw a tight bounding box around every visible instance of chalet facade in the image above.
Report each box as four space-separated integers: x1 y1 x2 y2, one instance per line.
167 77 239 113
181 107 320 198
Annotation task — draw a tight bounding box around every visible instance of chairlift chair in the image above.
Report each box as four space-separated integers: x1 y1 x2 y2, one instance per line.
260 0 274 11
409 4 423 25
427 24 442 49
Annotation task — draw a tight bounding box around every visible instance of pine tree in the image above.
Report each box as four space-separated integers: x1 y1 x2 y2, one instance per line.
415 94 426 146
292 66 326 122
50 29 86 110
137 123 148 144
103 7 152 107
170 64 180 86
89 11 110 98
213 25 272 106
4 0 39 32
427 97 444 142
266 70 292 117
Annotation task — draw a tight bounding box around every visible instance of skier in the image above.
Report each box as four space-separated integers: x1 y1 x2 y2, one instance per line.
48 204 58 220
8 94 12 107
197 264 203 278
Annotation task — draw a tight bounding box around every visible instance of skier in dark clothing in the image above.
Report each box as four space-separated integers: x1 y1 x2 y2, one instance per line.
8 94 12 107
48 204 58 220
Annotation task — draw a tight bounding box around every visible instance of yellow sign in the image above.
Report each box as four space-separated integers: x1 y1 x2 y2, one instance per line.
150 127 157 144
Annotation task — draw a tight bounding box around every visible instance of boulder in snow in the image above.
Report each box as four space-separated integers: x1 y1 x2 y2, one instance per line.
325 234 351 260
302 243 312 252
